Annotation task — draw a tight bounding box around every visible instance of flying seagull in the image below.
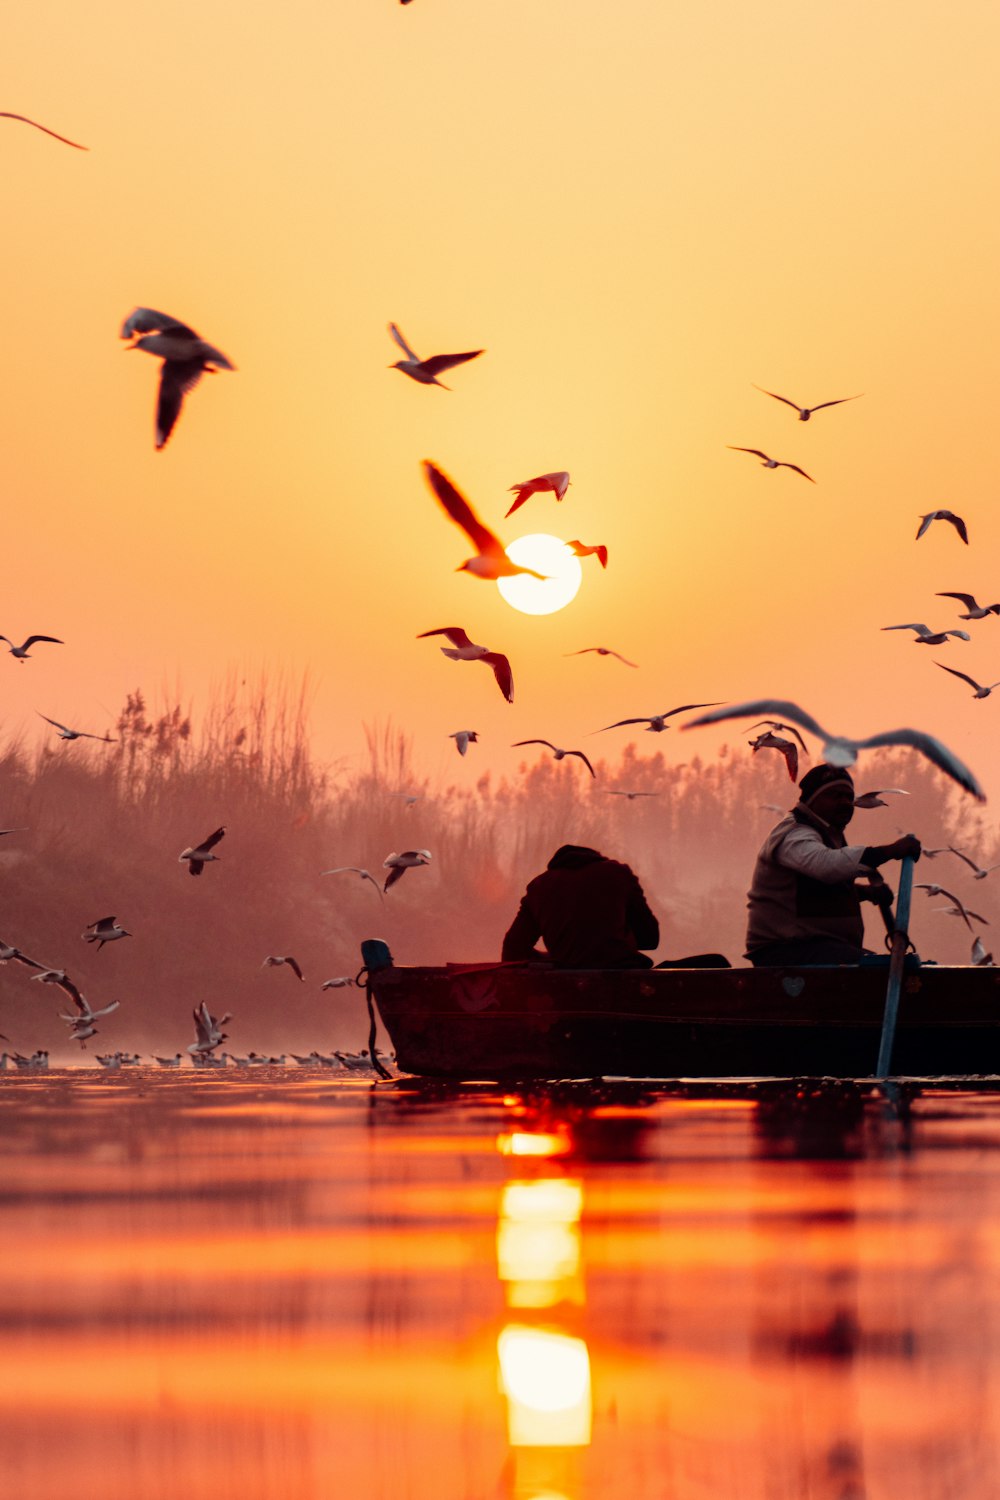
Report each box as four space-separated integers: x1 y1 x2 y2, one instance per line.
752 386 862 421
188 1001 230 1056
120 307 235 449
972 936 995 966
179 826 225 875
682 699 985 800
567 646 636 666
505 471 571 518
320 976 355 990
915 884 982 932
383 849 432 892
0 941 45 970
417 627 514 702
604 789 660 800
512 740 596 777
934 663 1000 699
388 323 482 388
0 634 62 661
82 917 130 950
321 866 384 898
936 592 1000 620
940 845 1000 880
38 713 114 743
423 462 546 581
916 511 968 544
1 112 87 149
261 955 304 981
853 788 911 809
748 720 809 750
566 540 608 569
882 623 971 645
749 730 798 781
599 703 722 733
727 447 814 482
449 730 479 756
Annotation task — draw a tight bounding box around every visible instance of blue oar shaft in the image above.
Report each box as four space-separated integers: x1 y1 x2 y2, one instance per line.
876 857 915 1078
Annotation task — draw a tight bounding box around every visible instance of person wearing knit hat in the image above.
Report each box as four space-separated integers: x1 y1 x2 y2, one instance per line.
745 764 921 965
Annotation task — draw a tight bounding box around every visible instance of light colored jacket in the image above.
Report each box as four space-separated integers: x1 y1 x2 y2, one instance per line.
745 808 871 957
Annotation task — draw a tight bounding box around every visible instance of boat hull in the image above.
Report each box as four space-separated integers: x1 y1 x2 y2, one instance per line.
370 963 1000 1080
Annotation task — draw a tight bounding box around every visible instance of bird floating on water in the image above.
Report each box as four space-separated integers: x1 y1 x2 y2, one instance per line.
853 788 911 809
38 712 114 743
505 471 571 518
566 540 608 569
82 917 130 950
916 510 968 545
936 592 1000 620
683 699 986 801
600 704 721 734
423 462 546 581
728 447 814 482
1 112 87 149
388 324 482 388
512 740 596 777
749 731 798 781
882 622 970 645
179 826 225 875
120 308 235 450
449 730 479 756
383 849 432 892
417 627 514 703
0 634 62 661
934 663 1000 699
567 646 635 666
752 386 862 421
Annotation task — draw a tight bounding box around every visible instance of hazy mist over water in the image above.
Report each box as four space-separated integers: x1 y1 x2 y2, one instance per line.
2 1073 999 1499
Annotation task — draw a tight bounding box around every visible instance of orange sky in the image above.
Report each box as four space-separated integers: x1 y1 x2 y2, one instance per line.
6 1 1000 807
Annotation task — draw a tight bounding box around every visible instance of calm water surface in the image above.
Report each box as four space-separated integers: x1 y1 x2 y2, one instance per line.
2 1071 999 1499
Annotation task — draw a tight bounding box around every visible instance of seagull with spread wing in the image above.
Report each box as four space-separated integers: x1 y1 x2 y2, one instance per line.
0 634 62 661
915 884 982 932
417 626 514 703
727 447 814 481
81 917 130 950
321 866 384 898
752 385 862 420
600 703 721 733
388 323 482 388
882 622 971 645
940 846 1000 880
567 647 636 666
383 850 432 892
179 826 225 875
261 955 304 981
423 462 546 581
1 112 87 149
749 731 798 781
916 510 968 544
512 740 596 777
505 471 571 517
853 789 911 809
934 663 1000 699
748 720 809 750
120 307 235 449
449 730 479 756
683 699 985 800
566 540 608 569
936 592 1000 620
38 713 114 743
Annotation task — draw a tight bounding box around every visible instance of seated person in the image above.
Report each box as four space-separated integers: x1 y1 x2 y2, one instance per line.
746 764 921 966
502 843 660 969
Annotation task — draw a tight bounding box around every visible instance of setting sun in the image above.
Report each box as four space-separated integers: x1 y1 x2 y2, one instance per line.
497 535 583 615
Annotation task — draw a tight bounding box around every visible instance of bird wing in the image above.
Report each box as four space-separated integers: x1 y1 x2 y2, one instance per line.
512 740 555 751
121 307 196 340
388 323 420 361
0 112 87 149
915 514 933 540
855 728 985 801
416 626 474 648
156 360 204 449
420 350 483 376
946 845 980 872
22 636 63 649
569 750 596 777
749 720 809 750
682 700 829 741
423 462 503 557
196 826 226 854
934 662 982 690
661 702 724 720
943 512 970 544
287 958 304 981
728 447 770 459
780 463 815 482
607 649 635 664
882 623 931 635
482 652 514 703
599 717 650 730
37 713 70 732
810 395 862 411
936 592 977 609
504 487 533 519
383 865 406 892
752 386 800 411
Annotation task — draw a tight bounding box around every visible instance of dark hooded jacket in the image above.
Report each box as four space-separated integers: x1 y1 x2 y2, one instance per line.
501 845 660 968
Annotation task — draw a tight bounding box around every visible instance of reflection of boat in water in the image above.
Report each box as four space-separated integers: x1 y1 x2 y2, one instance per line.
370 962 1000 1080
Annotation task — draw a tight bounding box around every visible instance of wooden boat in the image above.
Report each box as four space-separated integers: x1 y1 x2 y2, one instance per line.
369 960 1000 1080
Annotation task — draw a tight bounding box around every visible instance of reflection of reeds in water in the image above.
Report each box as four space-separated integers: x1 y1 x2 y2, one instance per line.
0 684 991 1056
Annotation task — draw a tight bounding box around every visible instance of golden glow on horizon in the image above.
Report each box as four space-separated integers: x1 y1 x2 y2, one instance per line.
497 1179 584 1306
497 1326 592 1447
498 536 583 615
497 1131 572 1157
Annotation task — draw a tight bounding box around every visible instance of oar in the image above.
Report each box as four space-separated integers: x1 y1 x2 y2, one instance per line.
876 856 915 1079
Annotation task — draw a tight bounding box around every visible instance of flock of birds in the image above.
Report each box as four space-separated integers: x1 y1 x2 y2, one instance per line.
2 107 998 1071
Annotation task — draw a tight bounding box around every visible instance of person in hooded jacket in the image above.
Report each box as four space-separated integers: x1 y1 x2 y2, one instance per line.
501 844 660 968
